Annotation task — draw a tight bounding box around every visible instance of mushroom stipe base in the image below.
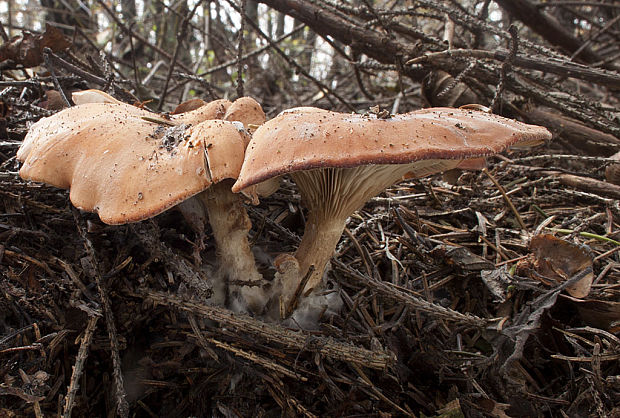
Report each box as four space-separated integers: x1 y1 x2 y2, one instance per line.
198 180 269 313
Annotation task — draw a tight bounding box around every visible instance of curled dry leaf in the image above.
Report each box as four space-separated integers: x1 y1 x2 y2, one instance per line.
477 398 512 418
480 266 513 303
435 399 465 417
43 90 69 110
0 24 70 68
517 234 594 298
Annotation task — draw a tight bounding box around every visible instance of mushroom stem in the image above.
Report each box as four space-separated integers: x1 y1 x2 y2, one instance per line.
198 180 266 313
293 210 348 298
287 163 436 304
283 160 416 299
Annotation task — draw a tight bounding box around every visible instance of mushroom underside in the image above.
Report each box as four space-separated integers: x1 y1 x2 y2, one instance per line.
282 159 461 304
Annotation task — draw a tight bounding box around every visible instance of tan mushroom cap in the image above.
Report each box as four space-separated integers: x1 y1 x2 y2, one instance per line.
223 97 266 135
70 89 232 127
232 107 552 191
171 98 208 115
222 97 280 200
17 101 148 162
71 89 123 106
171 98 232 126
231 106 552 305
18 102 247 224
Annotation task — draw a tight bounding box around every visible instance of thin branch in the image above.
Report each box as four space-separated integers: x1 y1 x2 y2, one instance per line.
63 314 100 418
143 289 394 370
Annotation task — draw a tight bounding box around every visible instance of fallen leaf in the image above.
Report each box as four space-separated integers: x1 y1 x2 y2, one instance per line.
605 150 620 185
525 234 594 298
477 398 512 418
0 24 70 68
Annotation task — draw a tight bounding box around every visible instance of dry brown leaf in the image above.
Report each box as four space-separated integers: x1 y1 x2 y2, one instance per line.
0 24 70 68
432 245 495 271
528 234 594 298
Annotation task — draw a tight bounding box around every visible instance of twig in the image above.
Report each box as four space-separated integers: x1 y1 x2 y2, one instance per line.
167 17 306 100
570 14 620 61
130 222 212 298
551 353 620 362
0 20 9 42
512 154 615 164
72 209 129 418
490 25 519 112
284 265 315 318
332 260 489 328
437 61 476 99
406 48 620 88
187 314 219 362
0 325 35 348
207 336 308 381
63 314 100 418
157 3 198 110
94 0 193 73
262 374 317 417
350 362 411 416
558 173 620 200
143 289 393 369
236 0 246 99
196 23 305 77
42 48 109 87
482 168 527 231
42 48 72 108
546 228 620 246
128 22 141 87
227 0 356 111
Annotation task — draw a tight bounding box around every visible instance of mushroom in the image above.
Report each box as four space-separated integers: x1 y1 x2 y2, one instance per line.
172 95 272 311
80 91 231 219
17 101 245 224
71 89 232 124
223 96 266 133
172 98 231 126
70 90 235 262
17 100 269 312
72 89 123 105
232 107 553 306
171 98 208 115
223 96 281 199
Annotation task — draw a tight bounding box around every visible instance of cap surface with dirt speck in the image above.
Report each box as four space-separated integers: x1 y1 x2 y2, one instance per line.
18 102 248 224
